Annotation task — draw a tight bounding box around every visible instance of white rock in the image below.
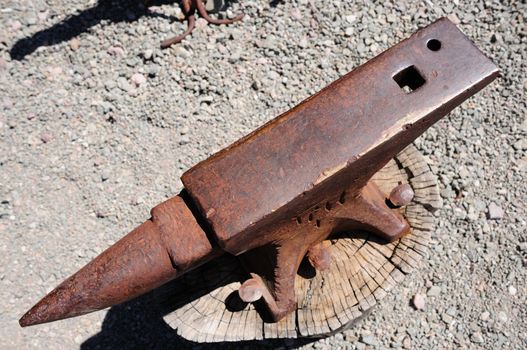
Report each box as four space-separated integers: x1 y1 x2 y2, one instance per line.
143 49 153 60
131 73 146 87
480 311 490 321
69 38 80 51
508 285 517 296
447 13 461 24
412 293 426 310
471 332 484 343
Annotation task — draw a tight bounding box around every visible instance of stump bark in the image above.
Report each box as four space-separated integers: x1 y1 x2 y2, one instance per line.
155 144 442 342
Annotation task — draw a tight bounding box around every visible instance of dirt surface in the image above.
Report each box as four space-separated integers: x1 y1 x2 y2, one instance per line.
1 0 525 349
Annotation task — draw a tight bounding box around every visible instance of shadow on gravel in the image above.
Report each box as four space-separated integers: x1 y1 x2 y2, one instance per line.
80 287 316 350
10 0 180 60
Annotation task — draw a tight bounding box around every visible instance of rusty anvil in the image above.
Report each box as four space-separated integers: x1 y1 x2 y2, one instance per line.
20 18 499 327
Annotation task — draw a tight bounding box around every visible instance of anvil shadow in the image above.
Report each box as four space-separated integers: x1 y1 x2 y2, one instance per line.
81 232 381 349
80 254 317 349
9 0 240 60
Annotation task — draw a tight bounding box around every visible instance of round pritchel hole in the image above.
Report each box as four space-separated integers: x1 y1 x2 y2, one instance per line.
427 39 441 51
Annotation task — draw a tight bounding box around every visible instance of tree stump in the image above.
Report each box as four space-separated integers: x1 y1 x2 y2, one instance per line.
155 144 442 342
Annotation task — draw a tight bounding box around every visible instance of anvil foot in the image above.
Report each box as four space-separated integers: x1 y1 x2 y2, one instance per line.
237 180 412 322
160 0 244 48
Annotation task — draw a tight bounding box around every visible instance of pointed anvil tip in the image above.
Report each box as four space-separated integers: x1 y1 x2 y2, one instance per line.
20 196 219 326
20 18 499 327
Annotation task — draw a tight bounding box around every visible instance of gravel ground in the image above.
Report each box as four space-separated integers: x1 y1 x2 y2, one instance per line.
1 0 525 349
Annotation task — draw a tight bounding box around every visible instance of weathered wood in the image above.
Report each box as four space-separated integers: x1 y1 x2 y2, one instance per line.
156 144 441 341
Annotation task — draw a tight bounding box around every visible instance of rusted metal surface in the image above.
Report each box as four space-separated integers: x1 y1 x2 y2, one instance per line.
20 18 499 327
389 183 415 207
19 195 221 326
160 0 244 48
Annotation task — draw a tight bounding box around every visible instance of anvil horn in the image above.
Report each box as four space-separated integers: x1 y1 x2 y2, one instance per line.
19 195 219 327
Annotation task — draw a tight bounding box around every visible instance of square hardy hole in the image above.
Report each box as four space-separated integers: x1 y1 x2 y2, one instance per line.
393 65 425 93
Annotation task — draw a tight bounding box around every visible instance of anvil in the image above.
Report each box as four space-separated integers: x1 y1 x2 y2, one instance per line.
20 18 498 327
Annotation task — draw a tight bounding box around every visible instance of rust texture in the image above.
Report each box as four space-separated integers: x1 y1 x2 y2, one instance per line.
20 18 499 327
160 0 244 48
19 195 221 326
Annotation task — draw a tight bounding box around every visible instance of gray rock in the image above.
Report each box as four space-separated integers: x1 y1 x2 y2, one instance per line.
360 334 377 346
427 285 441 297
470 332 484 343
487 202 505 220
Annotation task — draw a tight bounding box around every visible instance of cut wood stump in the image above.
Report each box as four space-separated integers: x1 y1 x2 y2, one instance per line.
155 144 442 342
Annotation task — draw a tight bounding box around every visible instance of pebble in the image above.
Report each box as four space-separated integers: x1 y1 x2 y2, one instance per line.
69 38 80 51
513 139 527 151
470 332 484 343
480 311 490 321
508 286 517 296
412 293 426 310
40 132 53 143
402 336 412 349
360 334 377 346
447 13 461 24
174 46 191 58
107 46 125 57
487 202 504 220
131 73 147 87
143 49 153 60
195 17 208 29
427 285 441 297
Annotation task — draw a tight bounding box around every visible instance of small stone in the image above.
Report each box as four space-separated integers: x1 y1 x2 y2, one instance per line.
174 46 191 58
291 8 303 20
38 10 49 22
107 46 125 57
412 293 426 310
356 344 366 350
143 49 153 60
10 20 22 31
0 57 7 71
40 132 53 143
69 38 80 51
513 139 527 151
447 13 461 24
386 13 396 23
480 311 490 321
345 27 354 37
497 311 508 322
360 334 376 345
487 202 504 220
195 17 208 29
470 332 484 343
402 336 411 349
519 242 527 252
74 335 83 344
442 313 454 324
427 285 441 297
508 285 517 296
101 171 110 182
45 66 63 81
131 73 146 87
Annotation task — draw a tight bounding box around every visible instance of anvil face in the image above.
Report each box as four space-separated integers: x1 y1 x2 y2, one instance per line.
182 18 499 255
